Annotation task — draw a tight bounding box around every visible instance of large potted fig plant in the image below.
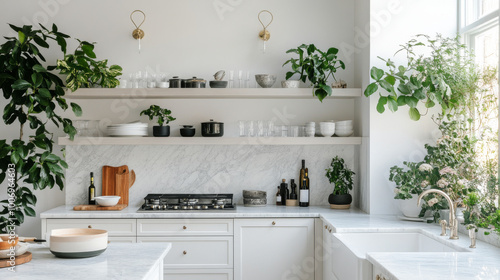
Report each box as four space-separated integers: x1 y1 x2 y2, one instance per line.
283 44 345 102
140 105 176 137
0 23 123 233
325 156 355 209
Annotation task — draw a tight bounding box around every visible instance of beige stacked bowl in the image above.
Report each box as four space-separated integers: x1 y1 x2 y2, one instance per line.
243 190 267 207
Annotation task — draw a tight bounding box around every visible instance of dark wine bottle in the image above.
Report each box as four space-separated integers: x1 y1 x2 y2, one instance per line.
88 172 96 205
299 170 309 207
280 179 288 206
299 159 305 185
276 186 282 206
290 179 298 200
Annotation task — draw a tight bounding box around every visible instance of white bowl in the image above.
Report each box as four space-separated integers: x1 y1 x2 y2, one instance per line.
50 228 108 258
336 120 353 126
94 196 121 207
0 242 29 258
335 130 354 137
320 130 335 137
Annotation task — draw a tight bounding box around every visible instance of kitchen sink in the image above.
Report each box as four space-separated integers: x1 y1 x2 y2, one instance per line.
330 231 470 280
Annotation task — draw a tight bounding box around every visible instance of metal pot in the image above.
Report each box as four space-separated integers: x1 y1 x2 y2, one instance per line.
169 76 181 88
201 119 224 137
186 77 206 88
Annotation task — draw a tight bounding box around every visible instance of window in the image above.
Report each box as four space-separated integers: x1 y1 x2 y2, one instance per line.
459 0 499 203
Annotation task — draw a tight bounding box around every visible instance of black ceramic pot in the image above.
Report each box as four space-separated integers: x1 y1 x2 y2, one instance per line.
201 119 224 137
153 126 170 137
180 125 196 137
328 193 352 205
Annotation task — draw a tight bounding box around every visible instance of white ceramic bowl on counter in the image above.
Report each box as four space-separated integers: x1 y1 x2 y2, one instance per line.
50 228 108 258
95 196 121 207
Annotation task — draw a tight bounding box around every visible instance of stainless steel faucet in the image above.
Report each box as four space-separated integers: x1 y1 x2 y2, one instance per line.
417 189 459 240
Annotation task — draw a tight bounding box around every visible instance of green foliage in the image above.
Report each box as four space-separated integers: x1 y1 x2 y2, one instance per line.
56 39 122 92
0 24 81 233
364 34 482 121
140 105 176 127
283 44 345 102
325 156 355 195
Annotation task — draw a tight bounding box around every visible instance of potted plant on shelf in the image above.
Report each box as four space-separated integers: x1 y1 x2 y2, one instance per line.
325 156 355 209
140 105 176 137
283 44 345 102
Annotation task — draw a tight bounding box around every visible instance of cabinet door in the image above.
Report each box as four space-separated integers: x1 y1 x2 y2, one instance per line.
234 218 314 280
322 223 336 280
44 219 136 238
137 219 233 236
138 236 233 269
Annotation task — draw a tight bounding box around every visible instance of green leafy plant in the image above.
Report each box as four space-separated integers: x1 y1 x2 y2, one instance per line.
140 105 176 126
0 24 83 233
283 44 345 102
364 34 481 121
325 156 355 195
56 39 122 91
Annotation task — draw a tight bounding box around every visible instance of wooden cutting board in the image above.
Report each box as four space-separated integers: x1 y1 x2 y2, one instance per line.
102 165 135 205
73 204 128 211
0 251 32 268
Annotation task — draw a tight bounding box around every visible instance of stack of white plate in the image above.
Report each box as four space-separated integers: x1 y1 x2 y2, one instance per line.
107 122 148 137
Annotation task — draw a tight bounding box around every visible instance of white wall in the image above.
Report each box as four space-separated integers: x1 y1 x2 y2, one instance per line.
0 0 357 237
366 0 457 214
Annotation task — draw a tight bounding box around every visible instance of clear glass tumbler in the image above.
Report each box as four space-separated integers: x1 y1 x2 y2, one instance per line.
238 120 246 137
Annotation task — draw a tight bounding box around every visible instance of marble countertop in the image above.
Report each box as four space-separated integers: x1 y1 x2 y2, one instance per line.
0 243 171 280
40 205 500 279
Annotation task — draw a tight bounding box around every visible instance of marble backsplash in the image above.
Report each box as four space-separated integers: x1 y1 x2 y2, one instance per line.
65 144 358 208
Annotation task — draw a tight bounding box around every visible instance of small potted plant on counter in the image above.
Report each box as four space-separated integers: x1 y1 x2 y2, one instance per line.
140 105 176 137
283 44 345 102
325 156 355 209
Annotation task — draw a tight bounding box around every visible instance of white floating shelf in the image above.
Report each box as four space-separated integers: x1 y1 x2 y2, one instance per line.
58 137 362 146
63 88 361 99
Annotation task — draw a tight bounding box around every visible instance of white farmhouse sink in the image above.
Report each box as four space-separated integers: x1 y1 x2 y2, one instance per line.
330 231 470 280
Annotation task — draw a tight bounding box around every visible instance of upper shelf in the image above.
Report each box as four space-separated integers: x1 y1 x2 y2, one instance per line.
63 88 362 99
58 137 362 146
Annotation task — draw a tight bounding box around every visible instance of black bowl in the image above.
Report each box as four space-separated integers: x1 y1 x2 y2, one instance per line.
209 81 228 88
180 128 195 137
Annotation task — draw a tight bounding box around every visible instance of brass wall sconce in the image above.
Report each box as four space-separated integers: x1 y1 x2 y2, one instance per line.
130 10 146 52
258 10 273 53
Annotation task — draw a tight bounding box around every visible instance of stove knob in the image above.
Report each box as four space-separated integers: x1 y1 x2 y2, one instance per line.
173 206 179 210
195 205 201 210
188 206 193 210
182 206 187 210
162 205 167 210
202 205 208 210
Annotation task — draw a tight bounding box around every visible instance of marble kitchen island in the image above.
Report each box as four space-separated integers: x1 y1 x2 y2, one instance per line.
0 242 171 280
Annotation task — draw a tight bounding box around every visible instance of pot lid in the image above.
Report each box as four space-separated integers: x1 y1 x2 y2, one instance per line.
187 77 206 83
201 119 223 124
180 125 194 129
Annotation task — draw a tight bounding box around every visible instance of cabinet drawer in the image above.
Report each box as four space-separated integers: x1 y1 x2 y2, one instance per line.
138 236 233 269
109 236 136 243
165 269 233 280
137 219 233 236
44 219 136 237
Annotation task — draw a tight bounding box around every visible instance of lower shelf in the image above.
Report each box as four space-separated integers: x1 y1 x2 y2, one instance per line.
58 136 362 146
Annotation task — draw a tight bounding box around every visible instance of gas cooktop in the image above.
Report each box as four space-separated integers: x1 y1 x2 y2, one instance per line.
137 193 236 211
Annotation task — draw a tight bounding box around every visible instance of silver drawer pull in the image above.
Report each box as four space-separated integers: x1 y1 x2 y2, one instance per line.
272 221 276 225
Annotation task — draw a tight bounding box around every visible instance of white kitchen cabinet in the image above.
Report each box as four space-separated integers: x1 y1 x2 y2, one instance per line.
137 219 233 236
322 223 337 280
164 269 233 280
108 236 137 243
234 218 315 280
137 236 233 269
41 218 136 239
138 218 234 280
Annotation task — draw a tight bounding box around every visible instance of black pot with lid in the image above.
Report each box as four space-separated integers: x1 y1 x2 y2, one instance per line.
169 76 181 88
186 77 206 88
201 119 224 137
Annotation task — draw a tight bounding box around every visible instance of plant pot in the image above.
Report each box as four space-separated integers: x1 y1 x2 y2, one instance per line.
328 193 352 209
398 196 421 218
153 126 170 137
